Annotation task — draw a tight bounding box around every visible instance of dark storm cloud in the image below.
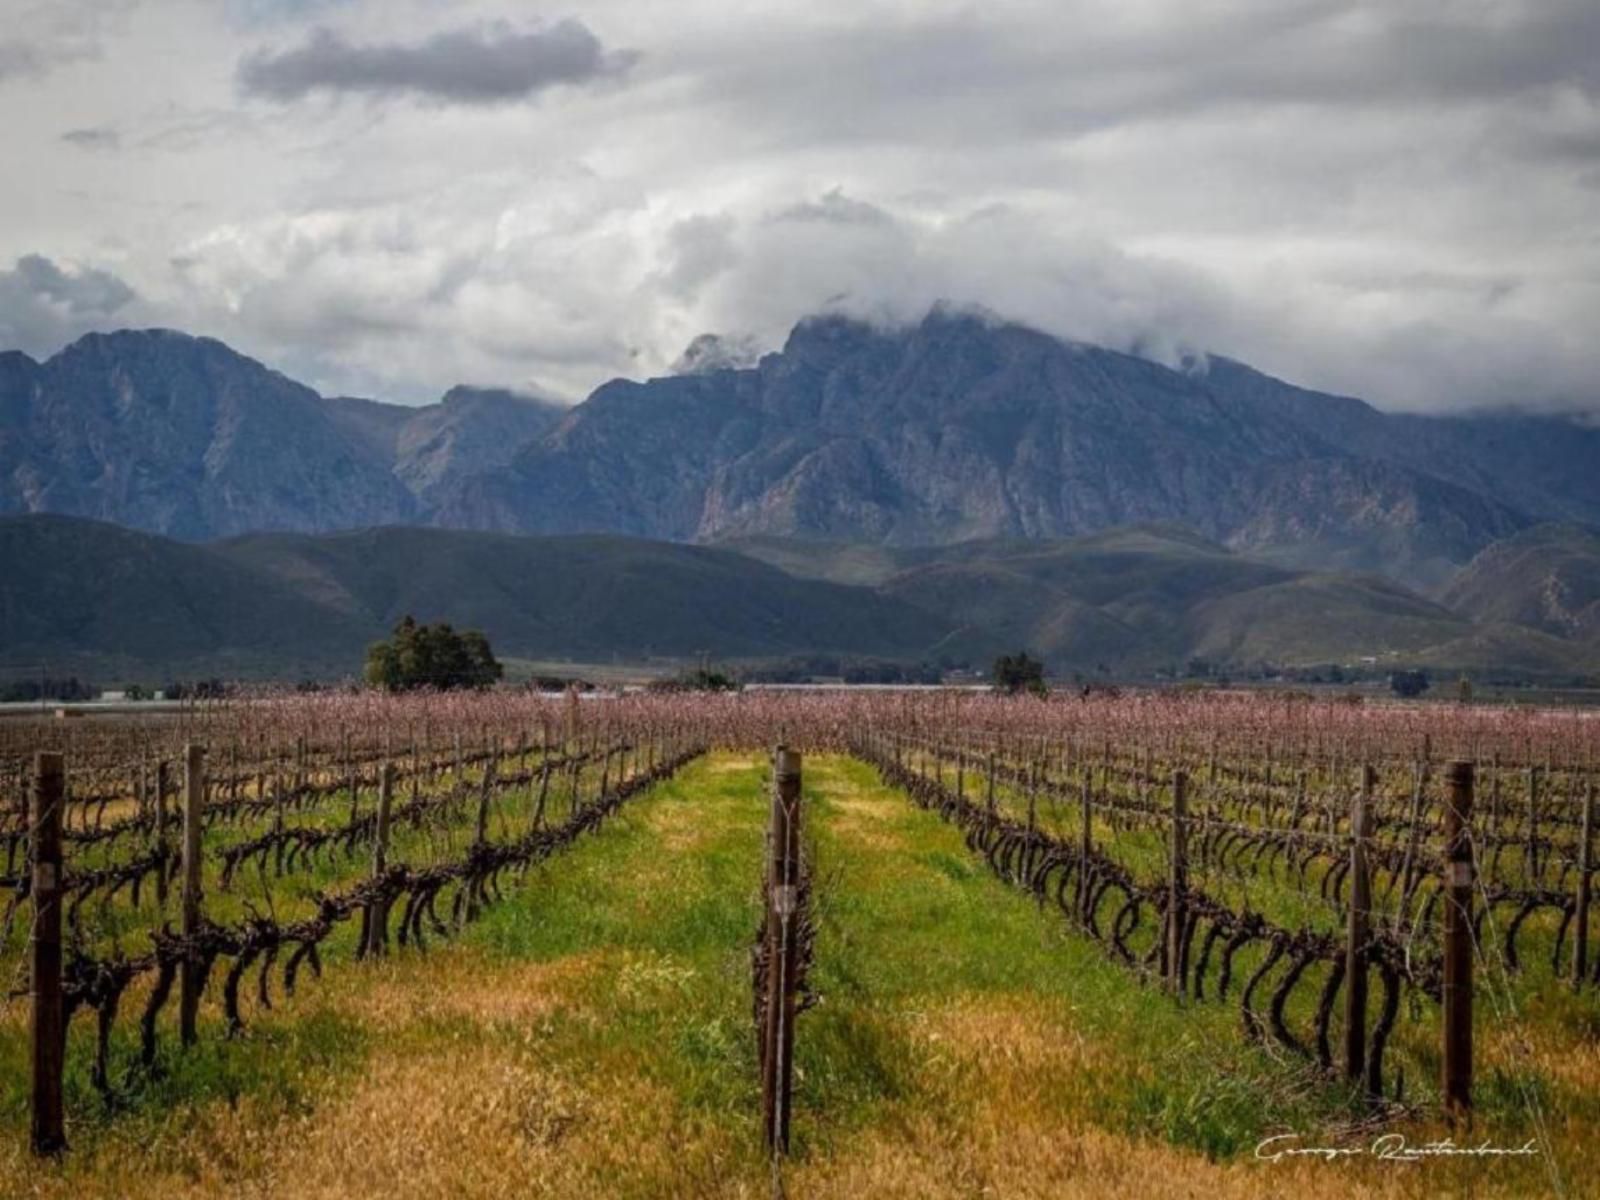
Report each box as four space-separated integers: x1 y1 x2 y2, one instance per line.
690 2 1600 154
236 19 636 105
0 254 139 357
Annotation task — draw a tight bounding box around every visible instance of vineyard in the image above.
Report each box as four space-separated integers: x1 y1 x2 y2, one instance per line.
4 689 1599 1198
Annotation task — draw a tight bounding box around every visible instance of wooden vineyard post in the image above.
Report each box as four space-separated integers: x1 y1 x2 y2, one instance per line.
1526 766 1540 885
475 754 497 846
762 747 803 1156
30 752 66 1157
1442 760 1475 1119
366 763 395 957
179 743 206 1046
985 752 997 837
1575 781 1594 988
1168 771 1189 996
1396 763 1427 931
1078 774 1093 924
154 758 170 908
1345 765 1375 1091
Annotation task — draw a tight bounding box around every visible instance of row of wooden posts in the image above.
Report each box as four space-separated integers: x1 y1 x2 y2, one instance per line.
903 736 1580 1122
759 747 803 1159
27 744 406 1156
26 733 671 1157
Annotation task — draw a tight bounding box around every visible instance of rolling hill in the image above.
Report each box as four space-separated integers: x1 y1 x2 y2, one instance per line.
729 526 1517 675
0 515 945 680
1440 524 1600 644
4 516 1597 684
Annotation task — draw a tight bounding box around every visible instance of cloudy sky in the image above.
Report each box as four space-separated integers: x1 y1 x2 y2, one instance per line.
2 0 1597 411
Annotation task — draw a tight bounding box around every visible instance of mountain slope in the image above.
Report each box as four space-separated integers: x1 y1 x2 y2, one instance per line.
212 526 946 662
0 515 945 678
0 331 416 538
1440 524 1600 643
769 527 1481 673
325 386 565 507
3 515 1596 681
0 332 567 539
0 514 364 678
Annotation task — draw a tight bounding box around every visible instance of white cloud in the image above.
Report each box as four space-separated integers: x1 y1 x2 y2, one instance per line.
0 0 1595 413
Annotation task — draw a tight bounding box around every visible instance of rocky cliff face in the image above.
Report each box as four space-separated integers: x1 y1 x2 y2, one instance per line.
0 333 563 538
0 330 415 538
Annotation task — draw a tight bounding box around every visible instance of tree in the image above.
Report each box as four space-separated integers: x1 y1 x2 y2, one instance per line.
1389 669 1430 699
364 615 503 691
992 651 1047 696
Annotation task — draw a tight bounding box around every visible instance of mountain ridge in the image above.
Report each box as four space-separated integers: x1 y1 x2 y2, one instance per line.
4 312 1600 592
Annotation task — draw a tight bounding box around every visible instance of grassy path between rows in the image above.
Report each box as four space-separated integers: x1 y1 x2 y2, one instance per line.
2 753 1581 1197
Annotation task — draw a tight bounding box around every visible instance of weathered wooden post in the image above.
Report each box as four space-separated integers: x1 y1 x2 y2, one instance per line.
179 742 206 1046
366 762 395 957
1078 774 1093 924
761 746 803 1155
1396 762 1427 928
30 752 66 1157
1442 760 1475 1119
1345 765 1375 1090
273 768 287 877
1168 771 1189 995
154 758 170 908
530 756 553 834
1574 781 1594 988
985 752 997 836
475 754 497 846
346 745 360 826
1527 766 1541 885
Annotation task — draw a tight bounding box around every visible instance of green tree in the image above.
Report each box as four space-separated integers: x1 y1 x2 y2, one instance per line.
992 651 1048 696
365 615 503 691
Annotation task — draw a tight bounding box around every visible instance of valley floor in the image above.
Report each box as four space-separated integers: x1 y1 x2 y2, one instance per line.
3 755 1589 1198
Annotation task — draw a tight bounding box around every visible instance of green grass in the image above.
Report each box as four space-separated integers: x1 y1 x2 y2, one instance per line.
793 756 1343 1160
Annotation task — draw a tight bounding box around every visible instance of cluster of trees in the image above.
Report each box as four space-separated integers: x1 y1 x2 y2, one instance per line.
0 676 96 703
364 616 503 692
992 651 1048 696
159 679 229 700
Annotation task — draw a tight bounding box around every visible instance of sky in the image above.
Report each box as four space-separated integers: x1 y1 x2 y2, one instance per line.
0 0 1597 411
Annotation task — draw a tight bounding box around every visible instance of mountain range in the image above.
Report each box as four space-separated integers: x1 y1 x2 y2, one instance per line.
3 311 1599 594
3 307 1600 682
